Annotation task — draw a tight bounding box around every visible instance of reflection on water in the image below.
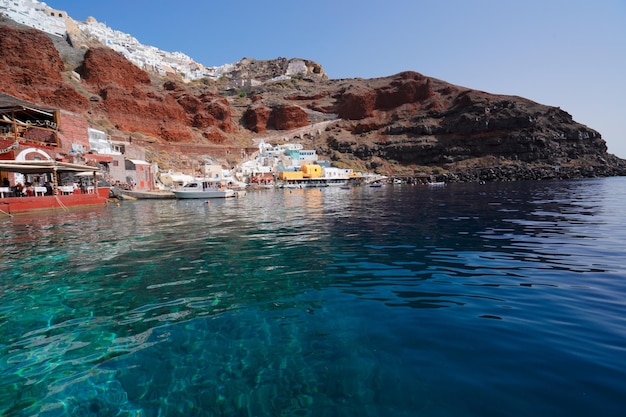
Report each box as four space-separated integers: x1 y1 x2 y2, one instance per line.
1 178 626 416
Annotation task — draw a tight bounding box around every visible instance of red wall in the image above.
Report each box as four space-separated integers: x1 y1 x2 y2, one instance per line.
58 110 90 154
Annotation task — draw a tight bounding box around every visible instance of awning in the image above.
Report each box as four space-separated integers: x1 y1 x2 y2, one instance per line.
0 160 100 174
84 154 113 163
128 159 151 166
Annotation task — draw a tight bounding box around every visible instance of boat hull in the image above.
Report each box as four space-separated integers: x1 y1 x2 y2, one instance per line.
172 189 236 199
277 178 363 188
112 187 175 199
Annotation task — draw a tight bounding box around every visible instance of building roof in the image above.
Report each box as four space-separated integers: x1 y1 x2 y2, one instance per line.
0 93 55 117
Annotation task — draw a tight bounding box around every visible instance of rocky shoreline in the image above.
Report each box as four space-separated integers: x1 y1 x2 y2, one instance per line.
441 164 626 183
388 154 626 184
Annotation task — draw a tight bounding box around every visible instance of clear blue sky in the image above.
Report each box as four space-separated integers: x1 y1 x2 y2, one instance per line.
49 0 626 158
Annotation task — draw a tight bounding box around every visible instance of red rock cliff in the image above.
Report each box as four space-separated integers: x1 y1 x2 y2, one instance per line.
0 26 87 112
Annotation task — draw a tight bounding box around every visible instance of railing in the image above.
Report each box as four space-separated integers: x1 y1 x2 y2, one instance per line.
0 120 59 147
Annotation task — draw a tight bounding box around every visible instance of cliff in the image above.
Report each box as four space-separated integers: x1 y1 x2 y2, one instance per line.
2 21 624 181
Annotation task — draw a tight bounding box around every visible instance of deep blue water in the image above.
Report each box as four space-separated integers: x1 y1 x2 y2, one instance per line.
1 178 626 416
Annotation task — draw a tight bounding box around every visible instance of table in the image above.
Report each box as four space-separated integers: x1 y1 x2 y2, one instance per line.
0 187 9 198
58 186 74 195
34 186 47 196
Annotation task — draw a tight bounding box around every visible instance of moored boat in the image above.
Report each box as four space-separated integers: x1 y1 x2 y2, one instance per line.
172 180 236 199
111 187 175 200
277 177 363 189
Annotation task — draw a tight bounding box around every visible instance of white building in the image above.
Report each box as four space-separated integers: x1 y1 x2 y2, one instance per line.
323 167 355 179
88 128 121 156
0 0 67 36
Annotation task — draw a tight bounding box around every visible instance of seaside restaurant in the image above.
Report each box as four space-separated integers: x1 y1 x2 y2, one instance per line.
0 159 101 197
0 158 104 214
0 94 105 212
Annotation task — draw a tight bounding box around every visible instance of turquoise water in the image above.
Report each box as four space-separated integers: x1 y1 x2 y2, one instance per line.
1 178 626 416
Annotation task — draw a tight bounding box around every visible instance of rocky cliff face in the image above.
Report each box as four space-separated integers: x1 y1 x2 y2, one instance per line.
0 24 87 112
325 72 609 166
2 22 624 180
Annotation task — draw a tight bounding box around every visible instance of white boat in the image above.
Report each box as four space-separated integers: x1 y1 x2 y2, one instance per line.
427 181 446 187
111 187 175 200
172 180 236 199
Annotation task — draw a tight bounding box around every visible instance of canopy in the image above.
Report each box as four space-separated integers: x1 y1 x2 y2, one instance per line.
0 93 57 133
128 159 150 166
0 160 100 174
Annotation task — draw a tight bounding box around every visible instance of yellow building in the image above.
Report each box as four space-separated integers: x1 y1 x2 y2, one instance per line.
277 164 326 183
301 164 323 178
278 171 303 181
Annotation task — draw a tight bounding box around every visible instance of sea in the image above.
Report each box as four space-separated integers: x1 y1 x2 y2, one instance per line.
1 177 625 417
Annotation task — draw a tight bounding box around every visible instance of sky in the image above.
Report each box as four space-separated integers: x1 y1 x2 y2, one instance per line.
48 0 626 158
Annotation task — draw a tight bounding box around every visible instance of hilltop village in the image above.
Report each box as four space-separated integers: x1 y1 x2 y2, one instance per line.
0 0 316 83
0 0 233 81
